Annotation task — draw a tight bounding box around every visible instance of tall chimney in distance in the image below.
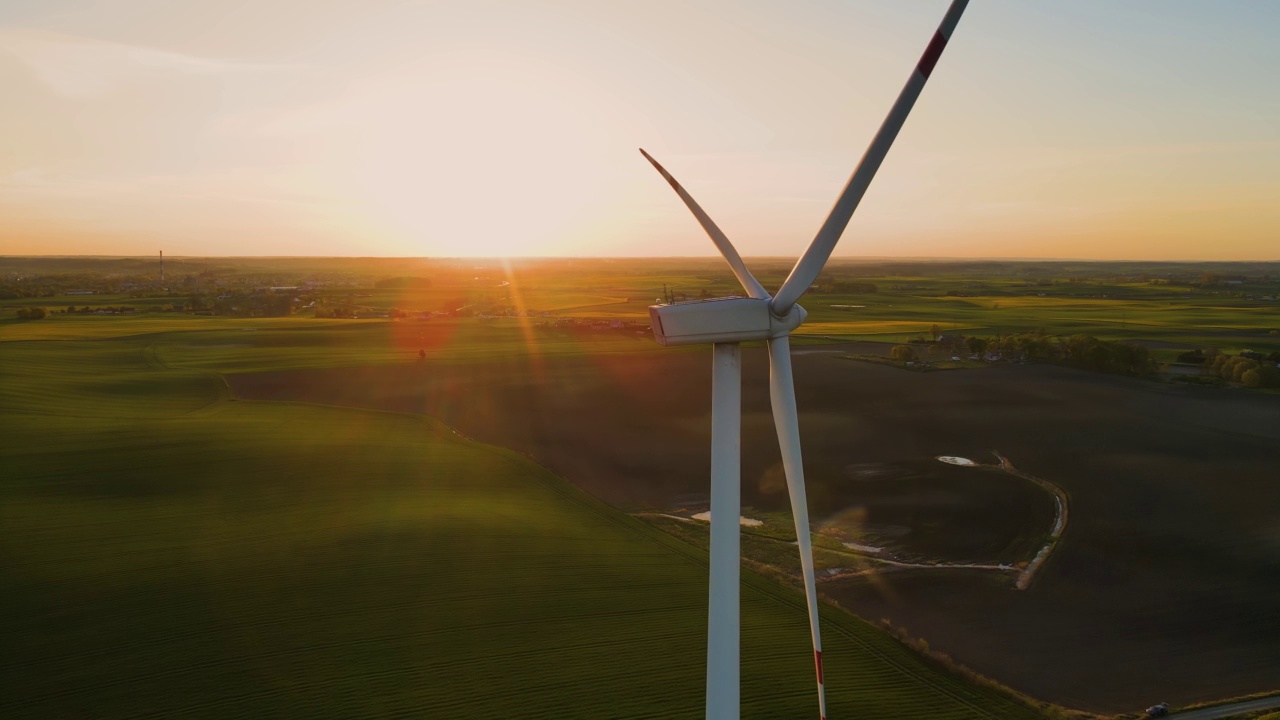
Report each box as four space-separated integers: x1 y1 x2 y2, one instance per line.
160 250 164 285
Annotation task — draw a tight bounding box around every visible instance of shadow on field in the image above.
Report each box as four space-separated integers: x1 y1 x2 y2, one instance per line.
229 346 1280 713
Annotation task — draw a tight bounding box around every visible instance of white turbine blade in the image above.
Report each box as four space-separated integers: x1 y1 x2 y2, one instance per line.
772 0 969 315
707 342 742 720
640 149 771 301
766 334 827 720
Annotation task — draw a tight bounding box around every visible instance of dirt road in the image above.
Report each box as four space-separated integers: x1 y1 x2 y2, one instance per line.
1172 695 1280 719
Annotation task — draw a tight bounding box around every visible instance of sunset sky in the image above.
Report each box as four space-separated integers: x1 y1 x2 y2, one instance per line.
1 0 1277 260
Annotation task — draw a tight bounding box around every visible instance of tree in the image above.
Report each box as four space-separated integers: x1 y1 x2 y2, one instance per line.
1232 359 1258 383
929 323 941 340
999 334 1022 359
1217 357 1236 380
375 276 432 289
1057 333 1153 376
1242 369 1262 387
264 294 294 317
891 344 916 362
966 336 988 355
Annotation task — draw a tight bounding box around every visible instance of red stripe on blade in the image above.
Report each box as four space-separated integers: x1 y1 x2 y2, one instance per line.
917 31 947 78
815 650 824 684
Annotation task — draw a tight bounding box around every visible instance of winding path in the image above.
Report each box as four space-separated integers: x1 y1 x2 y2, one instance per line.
637 449 1070 591
823 451 1069 590
990 451 1069 590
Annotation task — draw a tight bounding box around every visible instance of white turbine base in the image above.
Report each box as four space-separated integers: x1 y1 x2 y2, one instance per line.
707 342 741 720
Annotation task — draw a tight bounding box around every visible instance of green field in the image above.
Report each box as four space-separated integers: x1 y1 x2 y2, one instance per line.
0 314 1046 718
9 256 1276 360
6 257 1280 716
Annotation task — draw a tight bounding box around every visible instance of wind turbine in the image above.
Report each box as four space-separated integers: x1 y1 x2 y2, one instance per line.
639 2 969 718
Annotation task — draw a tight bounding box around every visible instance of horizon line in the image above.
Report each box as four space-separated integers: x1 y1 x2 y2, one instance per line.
4 254 1280 264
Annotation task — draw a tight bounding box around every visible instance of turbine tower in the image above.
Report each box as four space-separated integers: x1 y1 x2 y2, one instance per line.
640 2 968 717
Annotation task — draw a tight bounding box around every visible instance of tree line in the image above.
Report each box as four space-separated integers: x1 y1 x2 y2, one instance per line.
893 330 1156 377
1205 353 1280 388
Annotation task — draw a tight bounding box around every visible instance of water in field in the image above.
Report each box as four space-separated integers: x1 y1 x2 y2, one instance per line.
690 511 763 527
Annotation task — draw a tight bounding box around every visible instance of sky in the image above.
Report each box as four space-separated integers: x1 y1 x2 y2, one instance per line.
1 0 1277 260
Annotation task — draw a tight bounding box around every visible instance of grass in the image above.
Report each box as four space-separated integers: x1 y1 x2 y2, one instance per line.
10 258 1278 357
0 314 361 341
796 320 984 337
797 294 1279 345
0 321 1047 719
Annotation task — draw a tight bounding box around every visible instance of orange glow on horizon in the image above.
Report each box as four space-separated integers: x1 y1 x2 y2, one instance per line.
0 3 1277 260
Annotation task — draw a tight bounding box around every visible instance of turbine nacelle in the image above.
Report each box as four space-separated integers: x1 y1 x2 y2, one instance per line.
649 297 806 347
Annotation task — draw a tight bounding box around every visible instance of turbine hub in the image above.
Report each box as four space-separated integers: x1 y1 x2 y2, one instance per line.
769 303 806 337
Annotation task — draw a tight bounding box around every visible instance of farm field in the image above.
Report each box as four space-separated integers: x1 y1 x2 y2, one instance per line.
228 325 1280 713
0 319 1046 719
6 257 1279 357
5 257 1280 715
